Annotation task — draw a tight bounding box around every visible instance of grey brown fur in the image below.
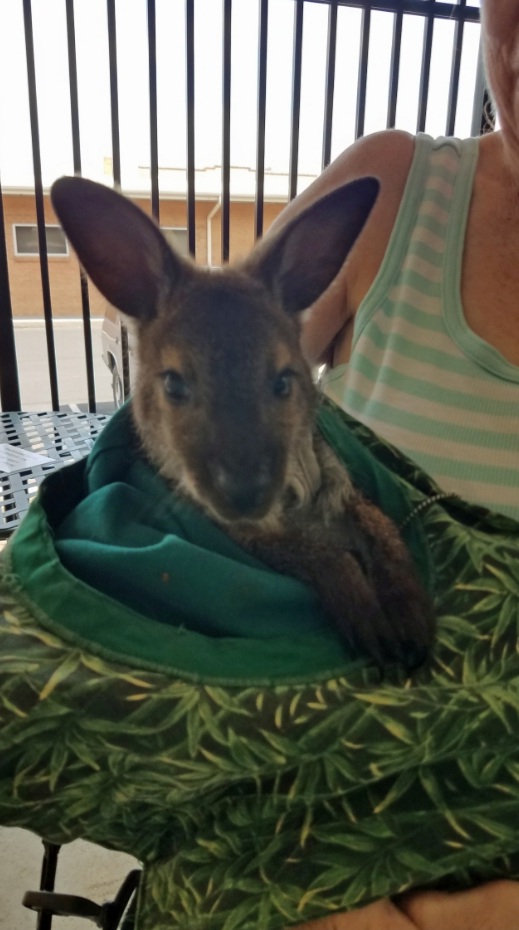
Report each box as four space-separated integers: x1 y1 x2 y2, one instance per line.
51 175 434 666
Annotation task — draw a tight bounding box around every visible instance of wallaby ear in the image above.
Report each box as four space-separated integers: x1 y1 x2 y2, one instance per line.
247 177 379 314
51 176 185 321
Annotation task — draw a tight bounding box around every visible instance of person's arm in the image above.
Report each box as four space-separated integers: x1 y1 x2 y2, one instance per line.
290 880 519 930
266 130 415 366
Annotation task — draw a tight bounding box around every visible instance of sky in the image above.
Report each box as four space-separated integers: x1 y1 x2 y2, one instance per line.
0 0 482 195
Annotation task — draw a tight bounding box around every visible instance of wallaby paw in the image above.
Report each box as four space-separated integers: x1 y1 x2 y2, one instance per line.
374 570 436 670
339 502 436 669
352 604 433 672
326 551 435 671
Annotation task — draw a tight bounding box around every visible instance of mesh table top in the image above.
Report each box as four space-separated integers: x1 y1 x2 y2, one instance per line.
0 410 110 538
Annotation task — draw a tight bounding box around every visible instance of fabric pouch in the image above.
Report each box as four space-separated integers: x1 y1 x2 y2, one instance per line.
1 400 518 930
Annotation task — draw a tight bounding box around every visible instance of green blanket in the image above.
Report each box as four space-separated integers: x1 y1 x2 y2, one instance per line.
1 399 518 930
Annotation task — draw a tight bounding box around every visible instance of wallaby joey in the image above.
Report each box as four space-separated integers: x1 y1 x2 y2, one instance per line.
51 175 435 667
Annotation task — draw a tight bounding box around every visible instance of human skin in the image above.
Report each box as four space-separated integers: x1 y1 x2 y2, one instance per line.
291 881 519 930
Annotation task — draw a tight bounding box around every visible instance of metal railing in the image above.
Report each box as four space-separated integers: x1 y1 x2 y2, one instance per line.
0 0 483 413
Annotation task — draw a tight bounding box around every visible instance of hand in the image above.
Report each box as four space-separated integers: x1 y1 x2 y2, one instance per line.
291 880 519 930
291 899 417 930
400 880 519 930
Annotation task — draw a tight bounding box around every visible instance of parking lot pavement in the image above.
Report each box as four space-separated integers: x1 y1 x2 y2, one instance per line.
12 318 116 412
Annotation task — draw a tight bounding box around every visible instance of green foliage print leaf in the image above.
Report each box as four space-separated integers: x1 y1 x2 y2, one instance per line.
468 594 506 616
486 562 519 596
373 769 417 815
49 740 71 791
221 898 264 930
198 747 248 774
371 711 415 745
467 812 518 843
1 694 27 718
396 846 445 877
203 686 252 717
479 689 516 733
491 595 519 649
418 768 472 839
38 652 81 700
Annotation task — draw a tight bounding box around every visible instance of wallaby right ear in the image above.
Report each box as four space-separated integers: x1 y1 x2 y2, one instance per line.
51 177 186 321
246 177 379 315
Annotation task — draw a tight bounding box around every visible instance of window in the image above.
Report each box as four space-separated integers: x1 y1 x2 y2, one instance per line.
161 227 189 257
14 224 68 257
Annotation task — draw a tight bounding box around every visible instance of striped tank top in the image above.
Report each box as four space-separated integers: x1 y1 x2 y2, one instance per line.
322 134 519 521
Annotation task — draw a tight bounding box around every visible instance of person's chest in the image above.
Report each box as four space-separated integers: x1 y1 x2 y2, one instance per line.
462 188 519 366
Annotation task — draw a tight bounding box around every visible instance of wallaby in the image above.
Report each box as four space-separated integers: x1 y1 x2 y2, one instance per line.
51 176 434 667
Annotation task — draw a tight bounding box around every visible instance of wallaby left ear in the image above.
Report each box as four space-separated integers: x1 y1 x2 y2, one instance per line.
247 177 379 314
51 176 188 322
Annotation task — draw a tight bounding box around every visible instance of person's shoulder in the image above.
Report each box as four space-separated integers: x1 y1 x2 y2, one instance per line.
269 131 416 238
287 131 416 219
324 129 415 188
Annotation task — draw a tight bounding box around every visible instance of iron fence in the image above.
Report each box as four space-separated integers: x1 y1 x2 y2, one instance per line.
0 0 483 413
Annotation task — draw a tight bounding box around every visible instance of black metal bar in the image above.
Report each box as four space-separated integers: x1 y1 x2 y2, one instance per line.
0 176 21 412
387 9 403 128
106 0 130 404
289 0 304 200
185 0 196 258
119 323 131 403
322 1 338 170
417 0 434 132
65 0 81 176
221 0 232 262
65 0 97 414
304 0 479 23
23 0 60 411
255 0 269 240
148 0 160 222
355 3 371 139
36 842 61 930
107 0 121 187
446 0 465 136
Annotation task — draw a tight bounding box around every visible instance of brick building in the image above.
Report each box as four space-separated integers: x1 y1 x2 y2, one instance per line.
3 164 314 320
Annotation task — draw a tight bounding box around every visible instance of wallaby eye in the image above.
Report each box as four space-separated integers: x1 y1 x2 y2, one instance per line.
273 368 295 399
162 370 191 405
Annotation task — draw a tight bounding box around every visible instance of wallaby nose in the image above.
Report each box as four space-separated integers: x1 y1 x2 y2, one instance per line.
210 464 273 516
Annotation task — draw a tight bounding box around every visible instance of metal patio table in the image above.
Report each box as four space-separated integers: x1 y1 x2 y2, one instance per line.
0 409 110 539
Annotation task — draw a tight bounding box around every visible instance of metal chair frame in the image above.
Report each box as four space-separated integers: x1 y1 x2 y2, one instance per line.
23 842 141 930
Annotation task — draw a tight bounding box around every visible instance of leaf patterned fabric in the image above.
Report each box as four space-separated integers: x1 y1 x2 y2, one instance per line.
0 402 518 929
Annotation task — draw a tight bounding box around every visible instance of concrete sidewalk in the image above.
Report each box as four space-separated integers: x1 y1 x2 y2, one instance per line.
0 827 138 929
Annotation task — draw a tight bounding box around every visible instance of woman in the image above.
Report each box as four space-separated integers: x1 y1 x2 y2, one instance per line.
274 5 519 527
279 0 519 926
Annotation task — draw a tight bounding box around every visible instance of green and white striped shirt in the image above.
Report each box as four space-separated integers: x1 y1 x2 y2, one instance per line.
323 134 519 521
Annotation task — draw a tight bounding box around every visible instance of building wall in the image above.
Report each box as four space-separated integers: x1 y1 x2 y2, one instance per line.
3 193 286 319
208 201 285 265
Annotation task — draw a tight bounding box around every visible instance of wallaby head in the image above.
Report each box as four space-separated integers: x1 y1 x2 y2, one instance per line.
51 175 378 525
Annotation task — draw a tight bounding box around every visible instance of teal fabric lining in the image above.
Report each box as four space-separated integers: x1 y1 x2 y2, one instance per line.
6 400 433 682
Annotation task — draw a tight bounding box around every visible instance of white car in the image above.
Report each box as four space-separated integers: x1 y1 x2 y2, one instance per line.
101 305 136 408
